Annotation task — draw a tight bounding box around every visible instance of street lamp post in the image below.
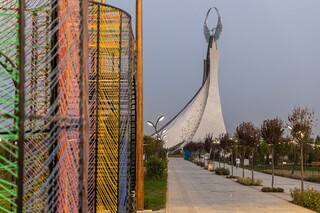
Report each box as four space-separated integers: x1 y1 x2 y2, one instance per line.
147 115 164 140
158 129 167 141
288 125 297 175
298 131 305 191
147 115 165 157
213 138 221 168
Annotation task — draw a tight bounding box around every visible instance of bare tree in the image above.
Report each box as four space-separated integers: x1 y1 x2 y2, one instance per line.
261 117 284 189
288 106 314 191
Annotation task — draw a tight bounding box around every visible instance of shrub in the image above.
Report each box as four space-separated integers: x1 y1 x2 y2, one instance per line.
261 187 284 192
145 156 167 179
226 175 237 179
274 187 284 192
236 177 262 186
290 187 320 212
193 160 204 167
215 167 230 175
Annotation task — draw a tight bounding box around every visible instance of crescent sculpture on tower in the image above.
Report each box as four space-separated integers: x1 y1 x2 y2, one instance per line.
158 7 226 149
204 7 222 42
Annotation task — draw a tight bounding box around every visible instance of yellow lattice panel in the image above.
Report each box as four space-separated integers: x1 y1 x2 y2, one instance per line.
95 5 122 212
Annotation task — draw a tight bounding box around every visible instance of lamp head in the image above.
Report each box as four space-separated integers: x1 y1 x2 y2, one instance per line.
158 115 165 122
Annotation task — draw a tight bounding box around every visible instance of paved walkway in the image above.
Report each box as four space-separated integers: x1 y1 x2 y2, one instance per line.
164 158 316 213
218 160 320 195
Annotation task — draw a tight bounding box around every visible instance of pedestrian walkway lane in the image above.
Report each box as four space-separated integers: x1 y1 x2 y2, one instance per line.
216 160 320 195
166 158 315 213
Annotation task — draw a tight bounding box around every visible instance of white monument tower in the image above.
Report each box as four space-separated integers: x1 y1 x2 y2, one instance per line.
160 7 226 148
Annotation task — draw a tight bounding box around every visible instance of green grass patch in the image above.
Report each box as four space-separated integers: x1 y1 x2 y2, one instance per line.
242 164 320 184
248 164 320 173
144 178 167 210
262 169 320 183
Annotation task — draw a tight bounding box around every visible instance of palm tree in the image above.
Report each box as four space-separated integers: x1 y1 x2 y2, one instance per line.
261 117 284 189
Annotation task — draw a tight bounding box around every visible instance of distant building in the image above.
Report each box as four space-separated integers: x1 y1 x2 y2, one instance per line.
160 7 226 149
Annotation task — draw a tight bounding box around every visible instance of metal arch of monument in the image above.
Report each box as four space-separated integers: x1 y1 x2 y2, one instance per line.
161 7 226 149
0 1 137 212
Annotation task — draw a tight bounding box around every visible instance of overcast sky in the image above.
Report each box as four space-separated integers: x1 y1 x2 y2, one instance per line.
108 0 320 138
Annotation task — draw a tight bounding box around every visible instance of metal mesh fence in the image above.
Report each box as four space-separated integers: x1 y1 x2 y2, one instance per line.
88 2 135 212
0 1 135 212
23 0 82 212
0 1 20 212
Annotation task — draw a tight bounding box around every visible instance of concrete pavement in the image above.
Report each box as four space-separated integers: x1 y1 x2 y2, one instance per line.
164 158 316 212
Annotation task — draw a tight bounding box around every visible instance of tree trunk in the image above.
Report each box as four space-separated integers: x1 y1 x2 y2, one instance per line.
242 148 246 178
251 148 254 184
291 145 296 175
223 152 226 168
231 148 234 177
272 146 274 189
218 151 221 168
301 143 304 191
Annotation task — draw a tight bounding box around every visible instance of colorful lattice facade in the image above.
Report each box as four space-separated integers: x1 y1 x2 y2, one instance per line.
0 1 136 212
88 2 135 212
0 1 20 212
